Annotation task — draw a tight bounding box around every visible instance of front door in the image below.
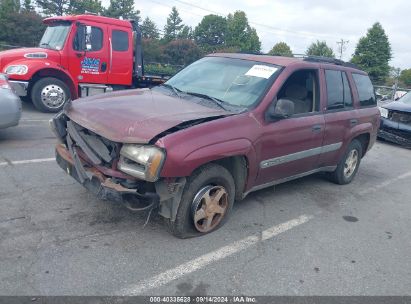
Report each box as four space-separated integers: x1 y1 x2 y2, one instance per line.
68 22 109 84
255 69 325 185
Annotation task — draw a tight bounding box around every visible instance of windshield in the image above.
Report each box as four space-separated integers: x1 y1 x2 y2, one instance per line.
399 92 411 104
39 23 71 51
165 57 280 108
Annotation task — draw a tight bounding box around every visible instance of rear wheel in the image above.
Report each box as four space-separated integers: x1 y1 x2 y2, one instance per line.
31 77 70 113
167 164 235 238
328 139 362 185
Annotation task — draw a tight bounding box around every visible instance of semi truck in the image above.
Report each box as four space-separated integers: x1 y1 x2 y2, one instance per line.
0 14 168 112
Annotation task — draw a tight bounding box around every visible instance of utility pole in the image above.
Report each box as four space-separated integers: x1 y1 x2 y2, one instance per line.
336 39 349 60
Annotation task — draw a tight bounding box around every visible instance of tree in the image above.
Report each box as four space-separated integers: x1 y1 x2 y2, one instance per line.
306 40 335 58
351 22 392 84
69 0 102 15
163 7 184 42
104 0 140 21
141 17 159 39
268 42 293 57
194 14 227 52
178 25 192 40
400 69 411 87
35 0 67 16
22 0 34 11
226 11 261 53
163 39 202 65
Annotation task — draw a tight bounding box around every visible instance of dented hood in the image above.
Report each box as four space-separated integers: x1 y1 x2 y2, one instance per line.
66 88 230 143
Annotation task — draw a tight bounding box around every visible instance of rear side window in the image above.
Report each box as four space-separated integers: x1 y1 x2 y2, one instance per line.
112 30 129 51
352 74 376 106
325 70 352 110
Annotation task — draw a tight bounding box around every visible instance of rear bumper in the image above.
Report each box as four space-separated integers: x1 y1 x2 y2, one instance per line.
0 88 22 129
55 144 159 205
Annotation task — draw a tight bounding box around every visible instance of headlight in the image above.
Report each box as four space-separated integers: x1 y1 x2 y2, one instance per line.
5 65 28 75
379 107 388 118
118 144 165 182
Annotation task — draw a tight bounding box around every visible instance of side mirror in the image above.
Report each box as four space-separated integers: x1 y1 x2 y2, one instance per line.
265 99 295 122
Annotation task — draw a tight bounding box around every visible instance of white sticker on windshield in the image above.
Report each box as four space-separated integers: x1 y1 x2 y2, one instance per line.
245 65 278 79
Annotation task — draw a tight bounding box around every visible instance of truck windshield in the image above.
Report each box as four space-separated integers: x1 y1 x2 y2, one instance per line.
165 57 280 108
39 23 71 51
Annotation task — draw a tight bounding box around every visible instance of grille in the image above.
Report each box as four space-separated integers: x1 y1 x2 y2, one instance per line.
389 110 411 126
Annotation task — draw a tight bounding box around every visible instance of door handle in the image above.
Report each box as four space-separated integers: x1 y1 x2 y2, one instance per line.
312 124 322 132
75 53 83 58
101 62 107 72
350 119 358 126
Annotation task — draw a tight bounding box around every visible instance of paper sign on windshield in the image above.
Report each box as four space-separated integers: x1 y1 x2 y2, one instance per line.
245 65 278 79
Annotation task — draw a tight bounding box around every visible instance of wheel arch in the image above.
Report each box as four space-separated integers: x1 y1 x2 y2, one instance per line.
352 133 370 158
29 68 77 100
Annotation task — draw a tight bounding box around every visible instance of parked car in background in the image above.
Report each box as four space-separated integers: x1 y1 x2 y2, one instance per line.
0 74 21 129
51 54 380 238
378 92 411 148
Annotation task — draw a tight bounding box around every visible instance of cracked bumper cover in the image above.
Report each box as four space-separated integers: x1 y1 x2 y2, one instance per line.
55 144 186 220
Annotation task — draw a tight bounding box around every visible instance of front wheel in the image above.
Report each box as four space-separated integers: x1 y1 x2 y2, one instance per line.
31 77 71 113
328 139 363 185
167 164 235 238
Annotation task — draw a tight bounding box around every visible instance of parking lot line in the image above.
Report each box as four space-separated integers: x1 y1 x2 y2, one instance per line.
0 157 55 167
118 214 313 296
358 170 411 196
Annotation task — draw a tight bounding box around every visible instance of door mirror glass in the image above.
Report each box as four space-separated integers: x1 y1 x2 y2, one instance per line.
265 99 295 122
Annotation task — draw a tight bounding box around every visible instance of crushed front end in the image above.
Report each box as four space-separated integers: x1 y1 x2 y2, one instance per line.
379 109 411 148
50 111 186 218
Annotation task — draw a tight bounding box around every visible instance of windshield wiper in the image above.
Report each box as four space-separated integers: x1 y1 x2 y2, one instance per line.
183 91 227 111
160 83 182 98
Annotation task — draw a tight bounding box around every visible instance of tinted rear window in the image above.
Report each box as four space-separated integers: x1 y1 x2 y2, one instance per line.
112 30 129 51
352 74 376 107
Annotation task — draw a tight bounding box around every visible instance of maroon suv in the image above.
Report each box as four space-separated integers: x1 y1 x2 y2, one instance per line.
51 54 380 238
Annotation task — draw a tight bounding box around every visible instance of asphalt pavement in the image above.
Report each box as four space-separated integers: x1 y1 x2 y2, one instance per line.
0 101 410 296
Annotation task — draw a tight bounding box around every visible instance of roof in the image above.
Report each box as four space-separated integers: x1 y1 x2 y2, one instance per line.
208 53 365 74
43 14 132 29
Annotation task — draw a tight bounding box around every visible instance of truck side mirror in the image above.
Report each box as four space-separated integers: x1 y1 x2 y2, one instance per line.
75 24 86 52
265 98 295 122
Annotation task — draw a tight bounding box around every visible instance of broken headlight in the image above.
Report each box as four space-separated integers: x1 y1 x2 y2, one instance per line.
118 144 165 182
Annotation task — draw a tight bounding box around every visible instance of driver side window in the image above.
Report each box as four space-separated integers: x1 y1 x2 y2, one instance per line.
276 70 319 115
73 25 103 52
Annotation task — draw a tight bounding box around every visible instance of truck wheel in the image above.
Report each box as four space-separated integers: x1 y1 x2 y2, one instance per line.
328 139 362 185
167 164 235 238
31 77 70 113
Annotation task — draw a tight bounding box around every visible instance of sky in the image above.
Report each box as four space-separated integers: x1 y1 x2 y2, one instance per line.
110 0 410 69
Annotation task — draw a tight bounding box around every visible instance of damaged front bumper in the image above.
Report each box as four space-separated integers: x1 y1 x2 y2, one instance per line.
52 112 187 220
378 117 411 148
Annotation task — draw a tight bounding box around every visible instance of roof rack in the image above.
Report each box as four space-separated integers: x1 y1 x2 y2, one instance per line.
296 55 361 70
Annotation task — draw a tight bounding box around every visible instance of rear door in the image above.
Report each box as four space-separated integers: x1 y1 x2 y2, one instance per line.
107 27 133 85
318 68 356 166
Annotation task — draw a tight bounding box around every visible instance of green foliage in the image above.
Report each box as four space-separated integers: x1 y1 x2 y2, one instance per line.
144 63 180 76
141 17 159 39
142 38 163 63
0 0 20 15
0 10 45 46
268 42 293 57
103 0 140 21
163 6 184 42
69 0 102 15
178 25 192 40
22 0 34 11
35 0 67 16
163 39 202 65
351 22 392 84
400 69 411 88
226 11 261 53
194 14 227 52
306 40 335 58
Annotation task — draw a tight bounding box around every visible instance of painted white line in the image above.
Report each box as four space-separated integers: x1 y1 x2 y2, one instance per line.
20 119 50 122
118 214 313 296
358 170 411 196
0 157 55 167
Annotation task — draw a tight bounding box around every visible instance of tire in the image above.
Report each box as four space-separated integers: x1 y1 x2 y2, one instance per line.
167 163 235 238
31 77 71 113
328 139 363 185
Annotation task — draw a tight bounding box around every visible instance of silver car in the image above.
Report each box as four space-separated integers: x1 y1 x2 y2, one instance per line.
0 73 21 129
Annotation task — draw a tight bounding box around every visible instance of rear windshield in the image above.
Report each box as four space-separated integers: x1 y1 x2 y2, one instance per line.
352 74 376 107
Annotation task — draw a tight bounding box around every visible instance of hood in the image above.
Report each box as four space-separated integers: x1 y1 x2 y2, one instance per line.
382 100 411 113
66 88 231 144
0 48 60 71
